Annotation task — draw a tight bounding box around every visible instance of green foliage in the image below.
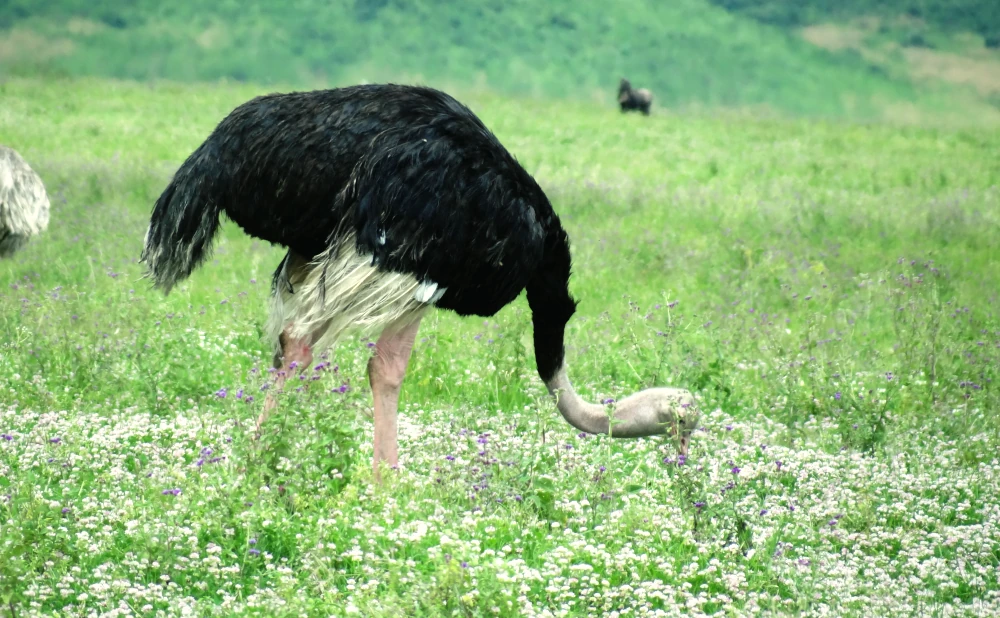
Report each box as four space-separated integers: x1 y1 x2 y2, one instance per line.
0 0 989 120
709 0 1000 41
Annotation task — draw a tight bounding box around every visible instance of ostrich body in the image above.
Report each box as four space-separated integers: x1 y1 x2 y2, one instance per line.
0 145 50 257
142 84 697 477
618 78 653 116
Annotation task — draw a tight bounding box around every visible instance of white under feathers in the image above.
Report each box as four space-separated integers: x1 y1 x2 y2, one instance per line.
414 280 446 303
268 233 444 354
0 146 50 257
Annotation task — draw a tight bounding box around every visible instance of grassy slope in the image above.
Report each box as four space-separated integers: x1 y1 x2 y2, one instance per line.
710 0 1000 109
707 0 1000 40
0 0 991 121
1 77 999 615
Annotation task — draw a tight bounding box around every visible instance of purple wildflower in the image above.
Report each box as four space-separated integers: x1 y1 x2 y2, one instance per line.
731 466 741 475
834 392 841 400
445 454 456 461
460 561 469 569
161 488 182 496
235 389 244 400
49 437 61 444
694 502 706 510
776 461 783 471
601 397 616 405
759 509 768 516
249 548 261 556
215 388 227 399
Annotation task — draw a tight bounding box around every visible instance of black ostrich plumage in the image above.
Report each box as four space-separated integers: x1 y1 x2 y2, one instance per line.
143 84 578 382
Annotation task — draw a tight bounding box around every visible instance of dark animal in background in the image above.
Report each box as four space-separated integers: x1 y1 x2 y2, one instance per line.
618 78 653 116
141 84 697 479
0 145 50 257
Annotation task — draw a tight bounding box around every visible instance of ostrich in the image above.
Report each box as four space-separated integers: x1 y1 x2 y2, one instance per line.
141 84 698 478
617 78 653 116
0 145 50 257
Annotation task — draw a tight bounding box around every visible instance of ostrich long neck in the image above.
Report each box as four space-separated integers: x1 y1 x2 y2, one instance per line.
544 364 614 434
531 310 678 439
524 237 687 440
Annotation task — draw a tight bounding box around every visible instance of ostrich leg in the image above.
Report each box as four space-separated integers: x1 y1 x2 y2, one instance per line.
368 316 423 481
257 327 314 434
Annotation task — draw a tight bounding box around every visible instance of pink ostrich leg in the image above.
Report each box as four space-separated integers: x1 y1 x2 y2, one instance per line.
367 316 423 481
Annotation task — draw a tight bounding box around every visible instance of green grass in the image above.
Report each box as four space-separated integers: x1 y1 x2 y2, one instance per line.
1 0 996 122
1 76 1000 616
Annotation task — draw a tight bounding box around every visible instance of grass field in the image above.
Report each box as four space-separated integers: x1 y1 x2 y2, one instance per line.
1 77 1000 616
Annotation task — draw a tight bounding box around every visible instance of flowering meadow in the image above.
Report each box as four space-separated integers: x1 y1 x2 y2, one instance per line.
1 78 999 617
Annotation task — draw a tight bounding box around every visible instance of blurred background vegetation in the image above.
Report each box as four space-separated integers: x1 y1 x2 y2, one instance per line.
2 0 999 123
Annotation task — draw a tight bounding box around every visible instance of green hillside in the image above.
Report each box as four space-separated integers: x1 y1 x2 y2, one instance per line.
706 1 1000 112
0 0 992 121
708 0 999 45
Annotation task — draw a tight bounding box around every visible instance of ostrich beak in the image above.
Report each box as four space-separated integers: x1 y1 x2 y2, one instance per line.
678 434 691 457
